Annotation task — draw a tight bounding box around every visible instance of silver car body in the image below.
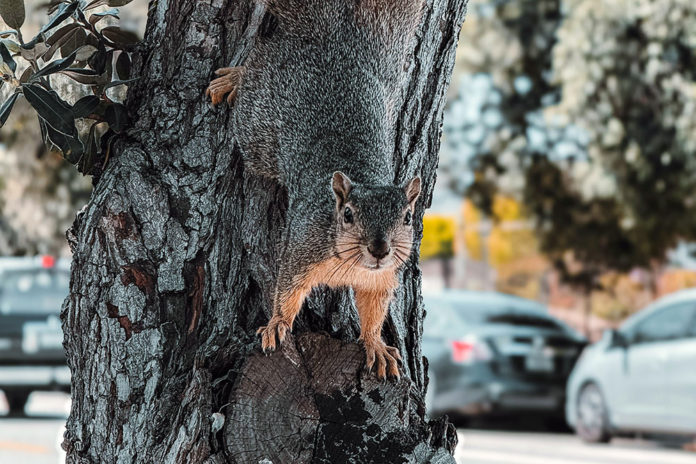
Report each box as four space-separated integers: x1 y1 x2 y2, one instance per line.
566 288 696 435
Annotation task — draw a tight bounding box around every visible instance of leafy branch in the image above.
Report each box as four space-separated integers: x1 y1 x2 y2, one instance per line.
0 0 139 175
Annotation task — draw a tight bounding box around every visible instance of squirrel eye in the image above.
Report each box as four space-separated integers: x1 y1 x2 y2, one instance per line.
344 207 354 224
404 210 412 225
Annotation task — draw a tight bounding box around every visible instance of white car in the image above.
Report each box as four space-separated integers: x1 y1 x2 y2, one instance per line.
566 288 696 442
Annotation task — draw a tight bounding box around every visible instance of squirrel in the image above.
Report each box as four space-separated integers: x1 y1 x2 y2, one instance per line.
207 0 424 379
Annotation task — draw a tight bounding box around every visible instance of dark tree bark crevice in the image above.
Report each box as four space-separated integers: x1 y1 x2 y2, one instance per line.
62 0 468 462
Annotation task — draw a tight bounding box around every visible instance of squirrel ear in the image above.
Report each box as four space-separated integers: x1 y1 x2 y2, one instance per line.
332 171 353 205
404 176 421 207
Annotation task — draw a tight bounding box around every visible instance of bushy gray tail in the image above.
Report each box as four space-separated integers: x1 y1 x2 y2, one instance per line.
259 0 424 47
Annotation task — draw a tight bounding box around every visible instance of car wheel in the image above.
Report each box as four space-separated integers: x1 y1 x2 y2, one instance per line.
576 383 611 443
4 390 30 416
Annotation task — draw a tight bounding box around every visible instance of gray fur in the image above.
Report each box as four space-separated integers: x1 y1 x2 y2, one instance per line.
232 0 423 299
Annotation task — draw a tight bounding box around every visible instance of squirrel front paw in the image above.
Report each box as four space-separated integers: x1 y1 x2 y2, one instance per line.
206 66 245 106
256 315 291 353
363 339 402 380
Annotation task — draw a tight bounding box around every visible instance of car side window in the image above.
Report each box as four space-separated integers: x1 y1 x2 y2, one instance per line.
631 302 696 344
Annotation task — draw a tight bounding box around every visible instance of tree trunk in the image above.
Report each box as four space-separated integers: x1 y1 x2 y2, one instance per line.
62 1 468 462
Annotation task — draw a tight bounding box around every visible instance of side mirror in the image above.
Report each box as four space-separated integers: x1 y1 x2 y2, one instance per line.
607 329 628 349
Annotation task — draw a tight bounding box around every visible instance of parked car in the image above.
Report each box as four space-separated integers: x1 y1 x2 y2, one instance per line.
0 256 70 415
423 290 586 420
566 288 696 443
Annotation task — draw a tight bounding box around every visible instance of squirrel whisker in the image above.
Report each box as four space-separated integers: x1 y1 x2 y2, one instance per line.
325 251 362 284
336 246 362 257
336 252 364 283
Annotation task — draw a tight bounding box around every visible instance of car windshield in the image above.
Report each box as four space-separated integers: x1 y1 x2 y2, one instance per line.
424 296 563 336
0 269 69 314
485 313 563 330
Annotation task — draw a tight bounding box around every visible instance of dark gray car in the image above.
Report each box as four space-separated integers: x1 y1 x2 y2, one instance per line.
423 291 586 420
0 257 70 415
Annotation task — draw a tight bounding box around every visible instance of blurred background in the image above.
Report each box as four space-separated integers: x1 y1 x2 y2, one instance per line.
1 0 695 463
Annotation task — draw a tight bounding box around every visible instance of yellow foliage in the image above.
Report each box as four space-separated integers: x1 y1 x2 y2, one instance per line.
488 226 512 266
463 229 482 261
487 226 538 267
495 255 548 300
421 214 456 261
659 269 696 294
492 195 522 221
461 199 481 225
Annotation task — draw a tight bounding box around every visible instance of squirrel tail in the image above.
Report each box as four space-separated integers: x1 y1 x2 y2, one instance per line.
258 0 424 45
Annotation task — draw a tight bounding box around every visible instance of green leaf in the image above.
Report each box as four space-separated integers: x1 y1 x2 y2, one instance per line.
42 25 80 61
115 50 130 79
89 8 119 25
104 102 129 133
104 78 137 90
38 1 79 36
19 66 33 83
75 44 98 62
40 116 84 162
0 91 19 127
72 95 100 118
60 67 102 85
87 45 107 73
78 121 101 174
22 83 76 136
19 42 49 61
45 22 80 46
84 0 108 11
107 0 133 6
0 40 15 72
0 0 25 29
44 0 66 15
100 26 139 48
60 27 87 58
32 49 77 79
0 38 19 53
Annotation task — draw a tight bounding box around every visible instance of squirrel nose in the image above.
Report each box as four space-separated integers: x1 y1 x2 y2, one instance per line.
368 239 390 260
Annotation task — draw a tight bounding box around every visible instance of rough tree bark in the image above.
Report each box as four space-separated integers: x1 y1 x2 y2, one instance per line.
62 0 467 462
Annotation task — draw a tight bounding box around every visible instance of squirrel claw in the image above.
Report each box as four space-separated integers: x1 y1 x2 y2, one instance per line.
206 66 245 106
363 340 401 381
257 316 290 353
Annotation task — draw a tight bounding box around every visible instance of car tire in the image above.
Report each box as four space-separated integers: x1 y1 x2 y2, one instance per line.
576 383 611 443
4 390 30 416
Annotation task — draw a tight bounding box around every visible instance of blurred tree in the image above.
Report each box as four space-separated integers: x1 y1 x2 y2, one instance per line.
460 196 547 300
444 0 696 300
0 100 91 256
421 214 456 261
421 214 456 287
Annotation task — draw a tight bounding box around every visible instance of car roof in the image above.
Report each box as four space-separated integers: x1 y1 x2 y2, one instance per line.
621 288 696 330
0 257 70 273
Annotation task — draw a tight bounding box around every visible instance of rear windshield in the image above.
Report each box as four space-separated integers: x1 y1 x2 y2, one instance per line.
485 313 563 330
424 297 562 335
0 269 69 314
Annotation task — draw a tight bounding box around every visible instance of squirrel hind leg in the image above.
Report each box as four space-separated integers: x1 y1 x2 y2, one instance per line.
206 66 246 106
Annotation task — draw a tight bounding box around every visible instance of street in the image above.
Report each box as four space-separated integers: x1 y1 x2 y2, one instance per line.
0 392 68 464
1 392 694 464
455 429 695 464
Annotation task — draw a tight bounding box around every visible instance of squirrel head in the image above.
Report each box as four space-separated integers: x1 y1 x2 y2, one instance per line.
331 171 421 271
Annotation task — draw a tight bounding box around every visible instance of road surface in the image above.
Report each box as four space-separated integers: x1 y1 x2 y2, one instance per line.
1 392 694 463
0 392 67 464
455 429 695 464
